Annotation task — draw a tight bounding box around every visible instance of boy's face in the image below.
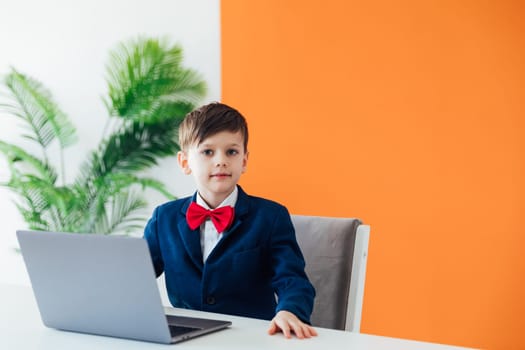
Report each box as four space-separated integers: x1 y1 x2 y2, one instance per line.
177 131 248 207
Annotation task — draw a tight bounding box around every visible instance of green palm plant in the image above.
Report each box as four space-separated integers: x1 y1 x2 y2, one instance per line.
0 37 206 235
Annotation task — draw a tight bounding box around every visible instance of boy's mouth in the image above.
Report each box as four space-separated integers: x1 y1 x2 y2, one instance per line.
210 173 231 178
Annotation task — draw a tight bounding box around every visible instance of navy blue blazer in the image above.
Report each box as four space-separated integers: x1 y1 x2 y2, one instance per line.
143 186 315 323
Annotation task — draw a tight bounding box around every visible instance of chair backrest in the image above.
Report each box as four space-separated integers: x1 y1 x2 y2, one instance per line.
291 215 370 332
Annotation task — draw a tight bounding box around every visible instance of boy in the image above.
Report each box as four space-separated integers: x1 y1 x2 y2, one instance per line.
143 102 317 339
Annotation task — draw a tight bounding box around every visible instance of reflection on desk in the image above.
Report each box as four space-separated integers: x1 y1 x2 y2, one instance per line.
1 284 471 350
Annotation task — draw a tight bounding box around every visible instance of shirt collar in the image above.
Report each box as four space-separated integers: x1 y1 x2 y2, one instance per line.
196 186 238 210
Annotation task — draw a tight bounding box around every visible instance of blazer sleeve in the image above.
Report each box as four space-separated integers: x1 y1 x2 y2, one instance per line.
269 207 315 323
143 206 165 277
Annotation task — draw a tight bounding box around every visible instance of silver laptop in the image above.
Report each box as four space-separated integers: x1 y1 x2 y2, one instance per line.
16 230 232 344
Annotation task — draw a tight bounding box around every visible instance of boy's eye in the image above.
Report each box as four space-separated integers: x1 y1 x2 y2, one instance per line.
202 149 213 156
227 149 239 156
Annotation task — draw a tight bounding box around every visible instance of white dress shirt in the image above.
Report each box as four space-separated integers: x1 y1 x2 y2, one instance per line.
196 186 238 262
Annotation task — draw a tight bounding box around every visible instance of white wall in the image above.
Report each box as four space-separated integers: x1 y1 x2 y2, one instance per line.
0 0 220 285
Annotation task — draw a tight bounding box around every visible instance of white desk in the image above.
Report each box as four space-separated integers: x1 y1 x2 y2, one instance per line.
1 284 470 350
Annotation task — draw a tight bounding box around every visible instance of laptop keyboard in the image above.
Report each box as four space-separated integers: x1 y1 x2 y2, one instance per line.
168 324 201 337
166 316 201 337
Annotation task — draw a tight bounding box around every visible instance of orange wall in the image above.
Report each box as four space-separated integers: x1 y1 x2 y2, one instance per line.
221 1 524 349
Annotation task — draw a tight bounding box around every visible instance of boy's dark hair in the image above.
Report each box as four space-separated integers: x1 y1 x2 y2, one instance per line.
178 102 249 152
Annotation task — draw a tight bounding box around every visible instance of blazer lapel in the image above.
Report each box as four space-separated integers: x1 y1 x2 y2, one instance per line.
180 187 251 265
178 196 203 272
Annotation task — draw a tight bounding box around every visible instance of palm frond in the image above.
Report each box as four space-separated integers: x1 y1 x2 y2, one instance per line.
70 173 174 234
87 172 173 198
104 37 206 121
14 202 49 231
3 69 77 149
5 176 76 230
91 190 147 235
138 100 194 125
76 117 181 188
159 69 207 105
134 177 176 200
0 140 57 183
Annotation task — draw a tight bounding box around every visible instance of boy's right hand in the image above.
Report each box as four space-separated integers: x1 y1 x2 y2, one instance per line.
267 310 318 339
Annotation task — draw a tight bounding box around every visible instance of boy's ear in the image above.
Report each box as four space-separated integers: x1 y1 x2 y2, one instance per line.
177 151 192 175
242 151 249 173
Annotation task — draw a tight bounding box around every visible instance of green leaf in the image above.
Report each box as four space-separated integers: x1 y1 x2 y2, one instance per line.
0 140 57 183
4 69 77 149
77 117 181 186
104 37 206 121
5 176 77 231
92 190 148 235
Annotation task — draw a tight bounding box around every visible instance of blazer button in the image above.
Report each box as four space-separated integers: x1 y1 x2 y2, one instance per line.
206 296 216 305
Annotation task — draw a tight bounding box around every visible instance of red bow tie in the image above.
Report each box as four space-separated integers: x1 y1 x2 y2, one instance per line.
186 202 235 233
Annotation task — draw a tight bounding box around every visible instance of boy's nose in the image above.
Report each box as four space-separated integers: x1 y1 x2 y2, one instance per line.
214 153 227 166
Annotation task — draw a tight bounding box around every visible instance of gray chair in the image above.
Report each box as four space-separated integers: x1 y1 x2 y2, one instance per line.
291 215 370 332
